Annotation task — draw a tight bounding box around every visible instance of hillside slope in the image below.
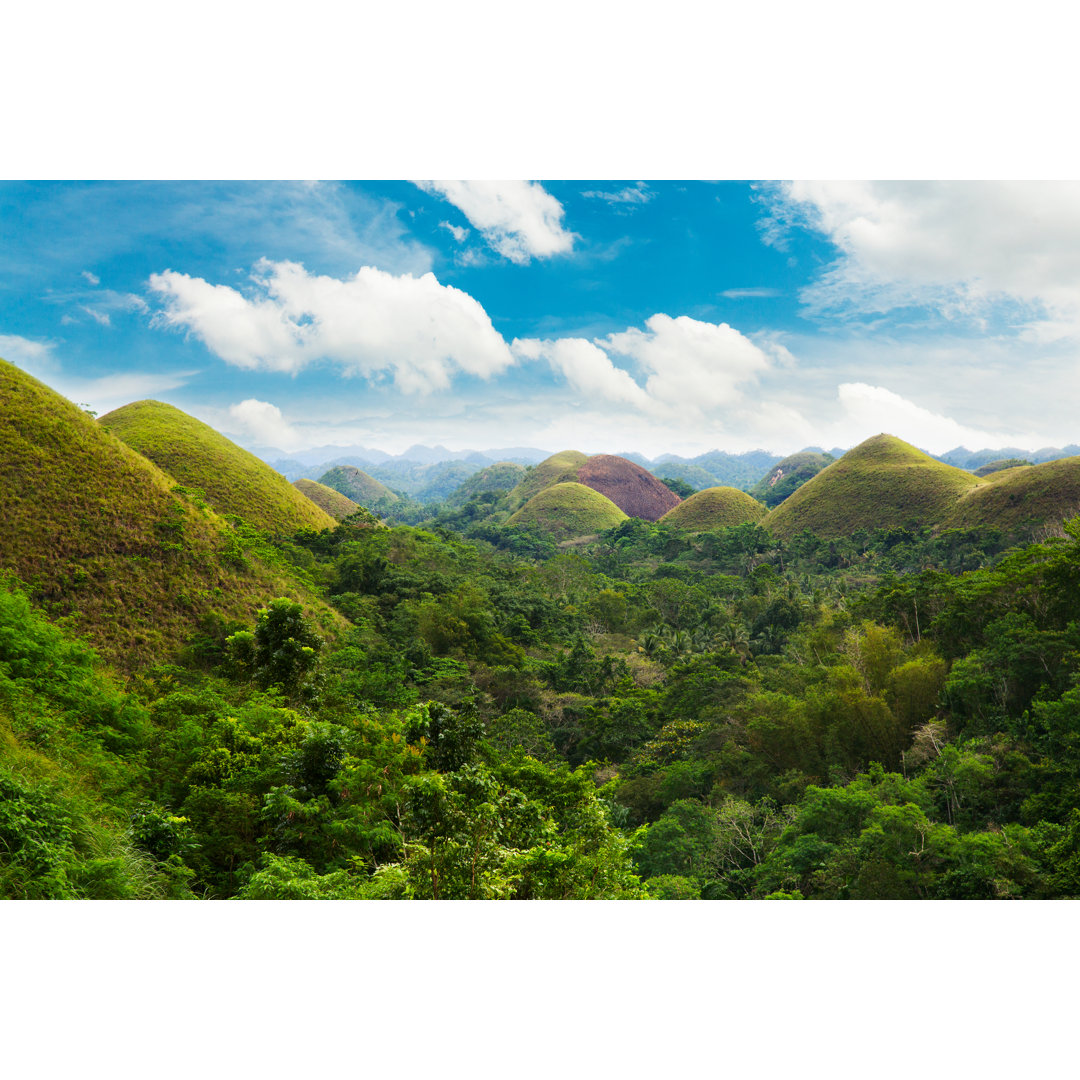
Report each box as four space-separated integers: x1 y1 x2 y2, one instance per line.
319 465 399 507
749 451 834 508
942 456 1080 531
506 482 627 540
764 434 982 538
99 400 336 535
660 487 767 531
0 360 341 669
445 462 528 507
293 479 362 521
577 454 681 521
507 451 589 510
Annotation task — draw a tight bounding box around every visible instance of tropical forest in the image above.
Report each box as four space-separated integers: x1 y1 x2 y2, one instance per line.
6 355 1080 901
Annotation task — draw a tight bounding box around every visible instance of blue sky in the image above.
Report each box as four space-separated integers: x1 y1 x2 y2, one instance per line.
3 179 1080 458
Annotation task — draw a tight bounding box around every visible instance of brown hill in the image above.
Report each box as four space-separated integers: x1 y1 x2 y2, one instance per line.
577 454 681 521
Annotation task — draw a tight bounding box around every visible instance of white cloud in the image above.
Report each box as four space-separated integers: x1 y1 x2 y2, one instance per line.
721 287 780 299
0 333 56 375
512 336 652 411
81 305 111 326
832 383 1042 455
414 181 576 263
763 180 1080 337
581 182 654 208
81 270 100 286
227 399 301 450
149 259 516 393
602 314 771 414
439 221 469 243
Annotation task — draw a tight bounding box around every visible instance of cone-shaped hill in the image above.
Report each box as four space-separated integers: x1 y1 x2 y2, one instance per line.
293 479 362 521
99 400 336 535
318 465 398 507
508 451 589 509
506 482 628 540
445 462 528 507
749 451 834 508
941 456 1080 531
0 360 341 669
764 434 982 539
507 451 680 521
577 454 681 521
660 487 767 531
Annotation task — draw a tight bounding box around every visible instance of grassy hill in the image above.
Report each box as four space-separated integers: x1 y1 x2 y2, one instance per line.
577 455 681 521
749 451 834 508
293 479 361 521
508 451 589 509
660 487 767 531
99 400 336 535
0 360 342 670
319 465 399 507
445 462 528 507
764 434 982 539
942 456 1080 531
506 482 627 540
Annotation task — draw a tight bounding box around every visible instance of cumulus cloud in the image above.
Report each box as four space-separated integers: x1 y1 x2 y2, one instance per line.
512 336 652 411
762 180 1080 337
515 315 771 420
81 270 100 286
414 181 576 264
227 399 301 450
833 383 1041 454
149 260 516 394
602 314 771 414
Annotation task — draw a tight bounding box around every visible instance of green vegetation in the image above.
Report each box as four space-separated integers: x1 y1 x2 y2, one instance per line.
507 450 588 509
660 487 767 531
749 451 834 508
765 434 982 539
0 360 340 670
973 458 1032 477
293 479 362 521
445 462 528 507
99 400 337 535
319 465 399 509
506 482 628 539
12 390 1080 902
943 456 1080 531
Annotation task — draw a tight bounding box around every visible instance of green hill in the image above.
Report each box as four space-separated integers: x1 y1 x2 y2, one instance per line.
293 479 362 521
99 400 336 535
942 456 1080 531
659 487 767 531
506 482 627 540
319 465 399 507
507 451 589 509
972 458 1032 477
749 451 834 508
0 359 341 670
764 434 982 539
445 462 528 507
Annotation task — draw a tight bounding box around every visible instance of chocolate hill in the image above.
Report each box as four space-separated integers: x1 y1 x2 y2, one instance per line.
577 454 681 521
660 487 767 531
509 451 681 522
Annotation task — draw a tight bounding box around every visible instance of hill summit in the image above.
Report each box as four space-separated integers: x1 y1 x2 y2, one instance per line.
764 434 982 538
99 400 336 535
0 360 339 669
